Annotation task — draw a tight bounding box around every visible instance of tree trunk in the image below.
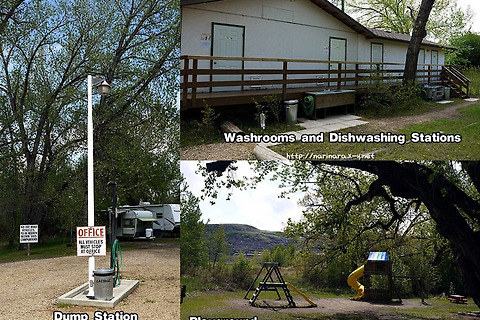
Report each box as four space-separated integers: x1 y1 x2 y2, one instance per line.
403 0 435 84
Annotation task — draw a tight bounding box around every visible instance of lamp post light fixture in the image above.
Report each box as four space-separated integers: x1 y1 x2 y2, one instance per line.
86 75 110 298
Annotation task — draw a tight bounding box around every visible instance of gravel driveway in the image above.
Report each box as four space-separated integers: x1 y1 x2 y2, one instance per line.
0 240 179 320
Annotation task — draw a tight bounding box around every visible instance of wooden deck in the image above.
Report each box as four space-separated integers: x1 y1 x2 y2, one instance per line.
180 55 469 111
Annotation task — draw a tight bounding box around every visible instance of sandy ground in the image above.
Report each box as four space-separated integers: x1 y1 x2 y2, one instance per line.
193 295 450 320
0 241 179 320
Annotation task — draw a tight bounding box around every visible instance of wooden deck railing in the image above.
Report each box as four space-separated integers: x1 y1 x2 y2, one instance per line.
441 66 471 97
180 55 444 110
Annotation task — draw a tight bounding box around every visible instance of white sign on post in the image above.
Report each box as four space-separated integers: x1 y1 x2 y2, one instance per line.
76 226 106 257
20 225 38 243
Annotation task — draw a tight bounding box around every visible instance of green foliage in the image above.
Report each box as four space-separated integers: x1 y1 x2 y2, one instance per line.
231 251 254 289
359 80 422 116
180 189 208 274
447 32 480 67
264 94 282 123
463 67 480 96
206 225 228 269
199 100 220 139
0 0 180 241
346 0 472 44
259 244 297 267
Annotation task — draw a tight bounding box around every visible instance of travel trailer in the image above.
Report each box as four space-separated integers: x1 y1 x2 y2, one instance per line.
116 202 180 239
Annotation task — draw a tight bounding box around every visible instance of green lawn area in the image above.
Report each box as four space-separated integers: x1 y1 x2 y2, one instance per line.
0 237 178 263
271 102 480 160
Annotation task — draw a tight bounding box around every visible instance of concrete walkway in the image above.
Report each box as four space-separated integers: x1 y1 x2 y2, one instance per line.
259 114 369 147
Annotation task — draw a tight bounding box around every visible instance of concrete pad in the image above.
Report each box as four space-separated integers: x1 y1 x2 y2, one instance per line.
322 123 352 131
464 98 479 102
436 100 454 104
57 279 139 308
343 119 370 126
297 128 328 135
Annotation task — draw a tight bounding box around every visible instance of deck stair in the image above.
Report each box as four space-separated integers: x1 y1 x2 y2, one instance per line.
244 262 296 307
441 66 471 98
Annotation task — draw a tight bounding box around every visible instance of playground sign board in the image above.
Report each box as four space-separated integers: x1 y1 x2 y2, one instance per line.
20 224 38 243
76 226 106 256
368 252 388 261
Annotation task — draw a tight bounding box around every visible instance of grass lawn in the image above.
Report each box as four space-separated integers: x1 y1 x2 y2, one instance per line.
271 102 480 160
0 237 178 263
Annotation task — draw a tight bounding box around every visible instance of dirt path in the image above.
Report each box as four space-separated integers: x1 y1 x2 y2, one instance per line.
0 241 179 320
222 296 461 320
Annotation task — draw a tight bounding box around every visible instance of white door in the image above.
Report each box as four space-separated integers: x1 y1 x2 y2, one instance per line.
329 38 346 86
371 43 383 64
431 50 438 81
212 24 244 92
417 48 425 82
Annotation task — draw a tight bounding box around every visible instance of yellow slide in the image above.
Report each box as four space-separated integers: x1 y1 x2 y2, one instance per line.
347 265 365 300
286 282 317 307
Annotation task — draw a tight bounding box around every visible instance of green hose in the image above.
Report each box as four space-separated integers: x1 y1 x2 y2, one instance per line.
112 239 123 287
303 95 315 116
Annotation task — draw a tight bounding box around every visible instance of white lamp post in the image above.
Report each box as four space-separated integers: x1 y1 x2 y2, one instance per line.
86 75 111 298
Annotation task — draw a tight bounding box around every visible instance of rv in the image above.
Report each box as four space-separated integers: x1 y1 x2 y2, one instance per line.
116 202 180 239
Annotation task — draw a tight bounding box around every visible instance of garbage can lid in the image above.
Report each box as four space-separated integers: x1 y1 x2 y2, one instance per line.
284 99 298 104
93 268 115 276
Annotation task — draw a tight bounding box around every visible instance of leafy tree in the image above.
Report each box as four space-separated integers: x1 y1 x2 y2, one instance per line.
0 0 180 244
180 189 208 274
200 161 480 307
448 32 480 67
403 0 435 83
206 225 228 269
346 0 472 43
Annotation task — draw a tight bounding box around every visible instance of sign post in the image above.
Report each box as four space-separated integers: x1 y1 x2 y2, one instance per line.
20 224 38 256
76 226 106 257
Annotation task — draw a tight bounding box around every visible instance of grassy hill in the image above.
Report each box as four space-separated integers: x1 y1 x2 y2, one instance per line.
205 223 292 255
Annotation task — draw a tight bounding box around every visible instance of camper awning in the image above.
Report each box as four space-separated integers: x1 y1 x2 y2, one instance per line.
133 210 157 221
138 217 157 222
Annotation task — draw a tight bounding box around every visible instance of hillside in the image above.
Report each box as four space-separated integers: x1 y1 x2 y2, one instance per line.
205 224 293 255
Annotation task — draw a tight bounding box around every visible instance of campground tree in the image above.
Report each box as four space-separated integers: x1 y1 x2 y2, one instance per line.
346 0 472 43
403 0 435 83
345 0 472 82
180 189 208 274
206 225 228 269
200 161 480 308
448 32 480 67
0 0 180 244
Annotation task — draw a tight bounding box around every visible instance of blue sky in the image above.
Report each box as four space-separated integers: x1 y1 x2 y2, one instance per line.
180 161 306 232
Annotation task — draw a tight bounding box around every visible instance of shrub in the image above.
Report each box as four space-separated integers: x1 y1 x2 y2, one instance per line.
360 79 422 116
231 251 254 289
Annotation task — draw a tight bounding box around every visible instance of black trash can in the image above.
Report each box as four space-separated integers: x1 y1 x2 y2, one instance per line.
93 268 115 301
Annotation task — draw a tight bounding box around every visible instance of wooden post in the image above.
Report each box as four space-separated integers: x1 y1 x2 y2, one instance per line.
27 243 30 256
192 58 198 108
428 65 431 84
182 57 189 109
282 61 287 101
355 63 359 86
337 62 341 90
